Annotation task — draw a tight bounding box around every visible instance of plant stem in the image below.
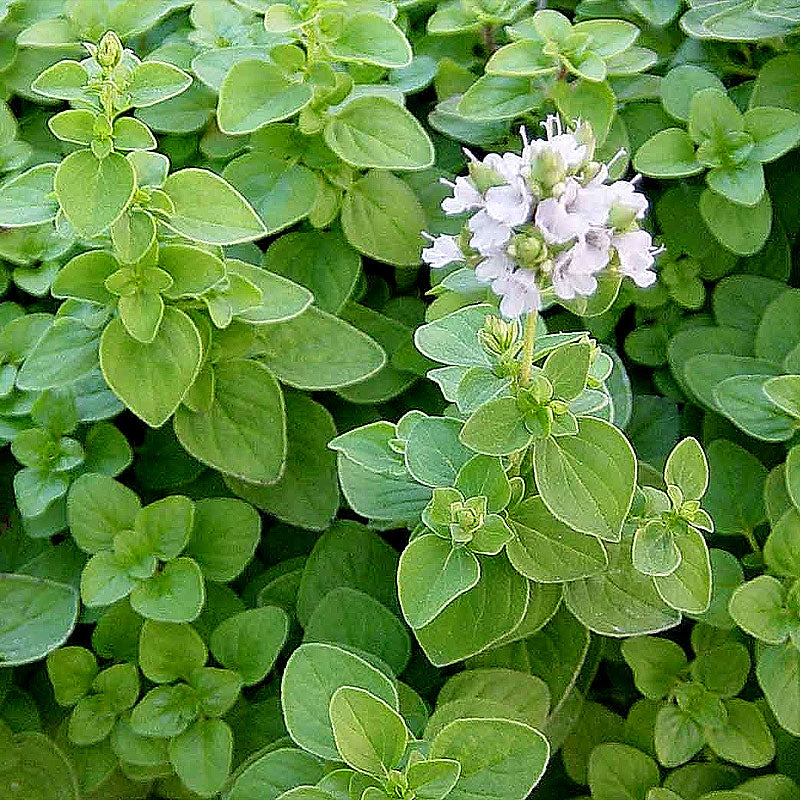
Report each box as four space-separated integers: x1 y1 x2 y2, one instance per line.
519 309 538 387
744 527 762 559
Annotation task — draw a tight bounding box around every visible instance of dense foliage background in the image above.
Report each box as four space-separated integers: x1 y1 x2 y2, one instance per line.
4 0 800 798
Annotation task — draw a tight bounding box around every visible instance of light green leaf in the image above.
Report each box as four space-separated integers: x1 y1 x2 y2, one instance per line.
329 686 408 775
327 12 411 67
55 151 135 238
281 642 398 761
256 305 385 390
162 168 267 245
174 358 286 484
210 606 288 685
218 59 313 134
398 534 481 629
129 557 205 622
533 417 636 542
100 307 202 428
0 574 79 665
341 170 427 266
325 97 433 170
0 164 59 227
430 718 549 800
169 718 232 797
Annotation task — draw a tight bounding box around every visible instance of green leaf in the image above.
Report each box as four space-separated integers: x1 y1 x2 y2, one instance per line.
263 230 360 315
757 641 800 736
0 574 78 665
565 536 681 636
327 12 411 67
325 97 433 170
135 495 193 561
67 473 140 554
713 374 796 442
460 397 532 456
210 606 288 685
398 534 480 629
226 260 313 324
507 496 609 582
765 508 800 577
456 455 511 513
661 65 725 122
46 646 98 707
100 307 202 428
341 170 426 266
31 59 89 101
303 587 411 676
129 557 205 622
653 526 712 614
729 575 795 644
130 683 199 738
700 188 772 255
654 705 704 767
281 642 398 761
588 743 659 800
183 498 259 582
329 686 408 775
621 637 687 700
665 437 708 500
169 717 232 797
430 718 549 800
552 78 615 145
486 40 557 77
744 106 800 162
138 619 207 684
295 520 400 626
706 160 765 207
405 416 472 487
126 60 192 108
17 318 100 390
80 551 136 607
414 554 529 666
632 520 681 577
256 305 385 390
634 129 703 178
459 75 542 121
533 417 636 542
159 244 225 299
218 60 313 134
705 699 775 768
174 358 286 484
407 759 461 800
162 168 267 245
55 151 136 238
703 439 766 536
226 748 324 800
0 163 59 227
224 393 338 531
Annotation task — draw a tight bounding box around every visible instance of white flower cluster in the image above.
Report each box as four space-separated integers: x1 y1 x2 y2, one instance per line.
422 116 660 319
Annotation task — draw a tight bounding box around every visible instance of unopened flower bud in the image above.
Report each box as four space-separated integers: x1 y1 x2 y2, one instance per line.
478 315 520 360
509 232 548 269
97 31 123 69
529 149 566 190
468 161 505 194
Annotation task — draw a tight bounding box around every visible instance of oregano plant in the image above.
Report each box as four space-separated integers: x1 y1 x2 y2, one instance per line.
0 2 799 799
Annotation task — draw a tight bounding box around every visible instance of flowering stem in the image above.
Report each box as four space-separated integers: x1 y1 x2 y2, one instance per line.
519 309 538 387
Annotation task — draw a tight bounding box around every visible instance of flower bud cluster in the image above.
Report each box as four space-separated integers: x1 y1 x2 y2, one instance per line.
422 115 661 319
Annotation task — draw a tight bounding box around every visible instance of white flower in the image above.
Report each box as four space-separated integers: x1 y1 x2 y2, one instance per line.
484 177 532 227
491 269 541 318
484 151 525 183
421 234 464 270
606 179 649 224
468 210 513 256
613 230 658 287
535 191 590 245
551 229 612 300
523 115 588 174
475 250 514 283
441 176 483 215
